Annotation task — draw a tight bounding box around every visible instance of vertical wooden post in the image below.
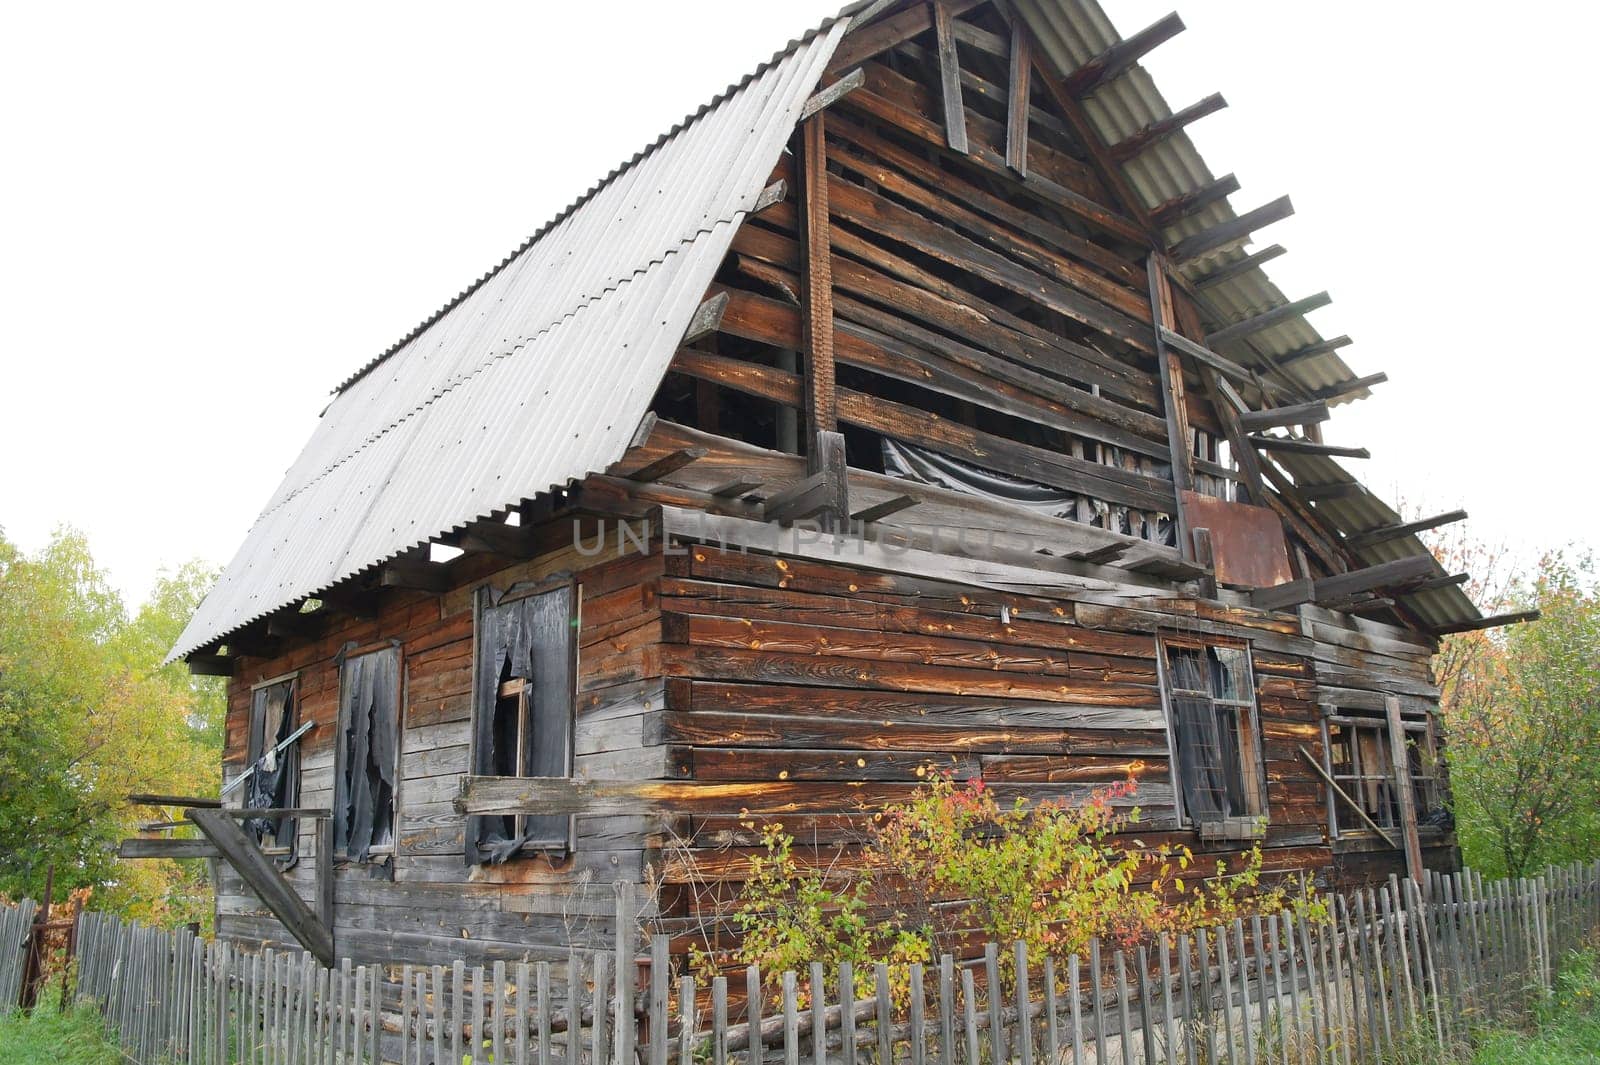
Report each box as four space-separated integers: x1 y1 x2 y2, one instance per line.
798 113 836 443
1385 696 1426 884
1148 254 1196 559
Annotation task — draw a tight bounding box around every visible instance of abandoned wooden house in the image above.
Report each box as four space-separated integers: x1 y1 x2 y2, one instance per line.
149 0 1535 969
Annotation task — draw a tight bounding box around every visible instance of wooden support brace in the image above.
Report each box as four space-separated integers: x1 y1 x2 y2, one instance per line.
1345 509 1468 549
1207 291 1332 348
1171 196 1294 264
1059 12 1184 96
1301 554 1437 605
628 447 708 484
710 480 764 499
1005 20 1030 174
931 0 970 153
826 0 983 72
1252 577 1315 612
799 67 865 121
1158 326 1281 396
1148 254 1196 558
1237 400 1330 433
682 293 730 346
765 431 848 525
1194 244 1285 290
189 809 334 965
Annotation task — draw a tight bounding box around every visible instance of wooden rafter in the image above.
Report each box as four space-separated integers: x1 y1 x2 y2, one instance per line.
1111 93 1228 162
1057 12 1185 97
1171 196 1295 264
1345 509 1467 550
1207 291 1333 348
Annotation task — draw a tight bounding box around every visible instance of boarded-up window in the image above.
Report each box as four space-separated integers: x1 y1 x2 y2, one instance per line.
468 582 577 864
1324 712 1440 840
244 677 300 867
1159 638 1267 830
334 645 400 863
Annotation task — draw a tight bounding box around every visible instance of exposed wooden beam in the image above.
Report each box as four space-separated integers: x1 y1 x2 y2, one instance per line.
1157 326 1292 402
379 559 451 595
1385 695 1426 884
1345 509 1468 550
1252 577 1315 611
753 180 788 214
1059 12 1185 96
799 67 865 122
628 447 708 484
931 0 969 153
1193 244 1285 290
1151 173 1239 229
1070 541 1131 565
1400 572 1470 595
186 653 233 678
265 609 323 640
189 809 334 966
1249 436 1369 459
710 480 764 499
1171 196 1295 264
1237 400 1330 433
1253 555 1437 611
1430 610 1541 636
1207 292 1332 348
1111 93 1228 162
319 586 380 620
1277 334 1353 367
681 292 729 347
455 518 539 558
128 793 223 809
1005 19 1030 174
764 431 848 525
1314 372 1388 403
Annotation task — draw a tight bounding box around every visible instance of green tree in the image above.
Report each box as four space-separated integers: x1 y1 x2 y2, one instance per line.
0 526 221 924
1440 551 1600 878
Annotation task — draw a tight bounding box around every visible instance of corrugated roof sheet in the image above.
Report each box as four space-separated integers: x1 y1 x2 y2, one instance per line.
173 0 1482 660
168 19 849 661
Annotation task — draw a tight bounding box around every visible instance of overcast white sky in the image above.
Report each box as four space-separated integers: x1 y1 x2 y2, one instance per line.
2 1 1595 606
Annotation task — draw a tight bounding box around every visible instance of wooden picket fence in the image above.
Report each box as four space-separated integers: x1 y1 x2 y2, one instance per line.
68 861 1600 1065
0 898 38 1017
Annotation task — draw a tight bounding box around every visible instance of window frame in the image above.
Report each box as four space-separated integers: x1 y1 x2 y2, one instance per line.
1320 710 1441 843
245 672 301 868
1156 634 1269 837
332 642 403 865
466 575 581 863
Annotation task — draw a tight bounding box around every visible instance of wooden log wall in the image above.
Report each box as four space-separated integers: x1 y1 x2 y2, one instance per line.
659 10 1255 552
216 534 670 967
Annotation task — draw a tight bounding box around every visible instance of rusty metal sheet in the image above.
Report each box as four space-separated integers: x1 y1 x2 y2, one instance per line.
1181 490 1294 589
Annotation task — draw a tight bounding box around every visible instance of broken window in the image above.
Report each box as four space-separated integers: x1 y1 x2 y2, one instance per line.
467 581 578 864
244 676 300 868
1323 712 1440 840
1159 638 1267 835
333 644 400 863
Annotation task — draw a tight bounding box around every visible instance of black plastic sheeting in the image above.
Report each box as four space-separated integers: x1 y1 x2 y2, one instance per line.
468 584 576 865
881 438 1175 546
244 680 299 867
334 645 399 863
1167 648 1245 823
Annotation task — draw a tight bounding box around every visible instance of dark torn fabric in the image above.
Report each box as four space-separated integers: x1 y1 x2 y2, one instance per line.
469 584 575 864
335 646 398 862
244 681 299 865
881 439 1176 546
1168 648 1240 822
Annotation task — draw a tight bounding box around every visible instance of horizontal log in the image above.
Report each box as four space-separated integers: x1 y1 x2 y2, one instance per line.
128 793 223 809
1206 291 1332 348
1171 196 1295 264
1306 555 1438 605
1110 93 1227 162
1060 12 1185 96
1344 509 1467 550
